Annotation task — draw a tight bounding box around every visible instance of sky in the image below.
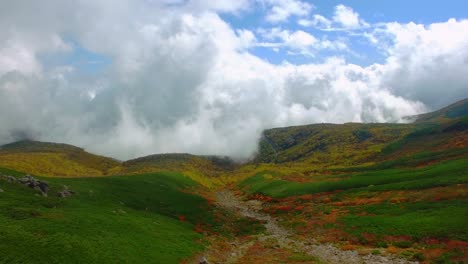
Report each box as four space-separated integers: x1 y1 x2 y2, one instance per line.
0 0 467 160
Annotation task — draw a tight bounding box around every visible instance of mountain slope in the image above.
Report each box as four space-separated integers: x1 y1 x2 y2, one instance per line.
0 169 215 263
409 98 468 123
0 99 467 263
116 153 237 187
0 140 120 177
255 122 415 165
255 99 468 168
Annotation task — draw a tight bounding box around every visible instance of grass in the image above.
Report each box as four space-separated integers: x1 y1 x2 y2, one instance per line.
239 158 468 198
0 141 120 177
255 122 414 164
239 155 468 248
0 170 215 263
0 153 106 177
341 200 468 241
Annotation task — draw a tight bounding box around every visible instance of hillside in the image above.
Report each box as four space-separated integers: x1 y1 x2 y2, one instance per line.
408 98 468 123
0 140 120 177
0 168 221 263
122 153 236 174
234 100 468 263
0 99 467 263
0 141 237 184
255 99 468 169
113 153 237 188
255 122 415 165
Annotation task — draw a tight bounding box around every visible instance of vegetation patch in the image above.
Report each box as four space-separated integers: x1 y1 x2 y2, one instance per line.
0 171 216 263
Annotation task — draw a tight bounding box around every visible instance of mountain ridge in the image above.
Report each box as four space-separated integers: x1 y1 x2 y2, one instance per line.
0 98 466 177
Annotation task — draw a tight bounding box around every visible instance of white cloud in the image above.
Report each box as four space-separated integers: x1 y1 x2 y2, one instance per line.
333 4 367 29
298 14 332 28
236 29 257 49
257 28 347 56
378 19 468 108
299 5 368 31
0 1 466 161
182 0 252 13
263 0 313 23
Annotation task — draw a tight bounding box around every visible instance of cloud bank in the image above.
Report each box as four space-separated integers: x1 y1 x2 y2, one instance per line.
0 0 467 160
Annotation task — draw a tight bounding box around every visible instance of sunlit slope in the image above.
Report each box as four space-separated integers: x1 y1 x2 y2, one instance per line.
0 140 120 177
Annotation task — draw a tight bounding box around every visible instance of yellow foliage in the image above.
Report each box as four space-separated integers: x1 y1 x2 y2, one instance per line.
0 153 104 177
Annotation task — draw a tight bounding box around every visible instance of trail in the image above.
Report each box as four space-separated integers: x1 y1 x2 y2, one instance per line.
195 190 418 264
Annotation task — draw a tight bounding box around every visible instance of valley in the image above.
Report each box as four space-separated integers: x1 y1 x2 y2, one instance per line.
0 99 467 263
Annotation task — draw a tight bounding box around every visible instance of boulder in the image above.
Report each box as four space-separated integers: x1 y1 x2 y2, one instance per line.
37 181 49 194
17 175 49 195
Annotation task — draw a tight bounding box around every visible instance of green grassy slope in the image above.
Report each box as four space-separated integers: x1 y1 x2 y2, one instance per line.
0 98 466 263
0 170 214 263
239 101 468 260
240 157 468 198
255 98 468 167
256 122 415 164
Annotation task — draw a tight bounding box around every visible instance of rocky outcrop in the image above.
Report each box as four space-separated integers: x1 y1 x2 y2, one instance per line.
0 174 76 198
19 175 49 196
0 174 49 196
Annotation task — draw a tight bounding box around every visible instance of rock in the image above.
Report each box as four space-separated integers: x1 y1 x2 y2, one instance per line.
0 188 4 192
7 176 17 182
0 175 17 183
199 256 209 264
19 175 38 187
58 185 74 198
37 181 49 194
17 175 49 195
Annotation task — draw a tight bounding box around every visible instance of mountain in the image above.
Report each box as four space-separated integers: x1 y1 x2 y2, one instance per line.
0 99 467 263
409 98 468 123
255 98 468 168
255 122 414 165
118 153 237 187
122 153 236 175
0 140 120 177
0 140 237 186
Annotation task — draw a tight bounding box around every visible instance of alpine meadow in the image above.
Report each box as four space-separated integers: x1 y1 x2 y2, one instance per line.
1 1 468 264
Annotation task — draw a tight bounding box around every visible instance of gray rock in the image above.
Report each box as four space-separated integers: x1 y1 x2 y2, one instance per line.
17 175 49 195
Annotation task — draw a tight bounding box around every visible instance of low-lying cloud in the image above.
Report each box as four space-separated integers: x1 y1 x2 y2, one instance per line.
0 1 467 160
